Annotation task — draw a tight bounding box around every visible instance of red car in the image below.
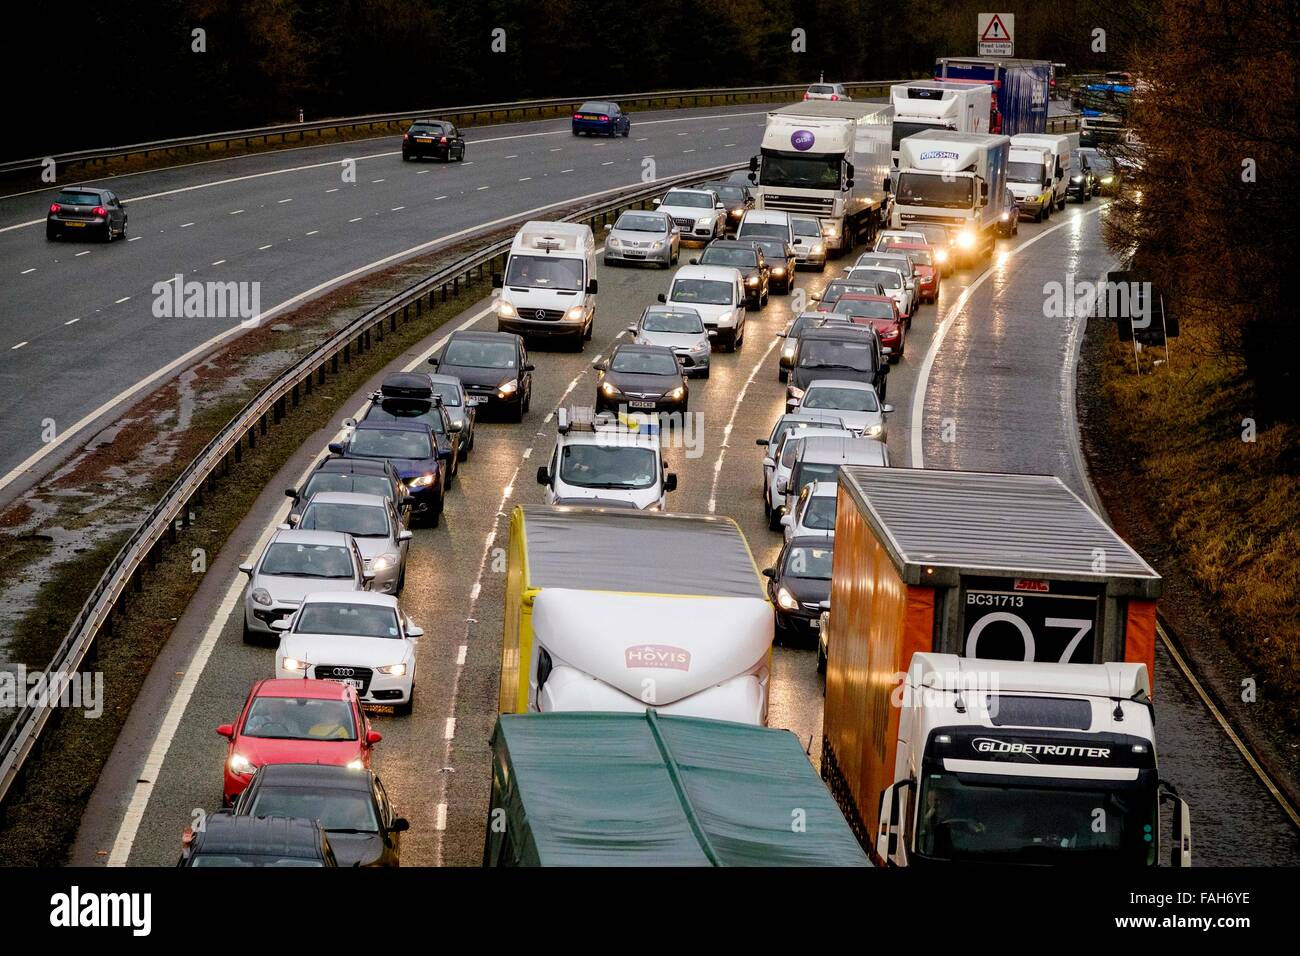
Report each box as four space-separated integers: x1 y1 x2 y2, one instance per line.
833 293 905 361
891 242 941 304
216 679 382 806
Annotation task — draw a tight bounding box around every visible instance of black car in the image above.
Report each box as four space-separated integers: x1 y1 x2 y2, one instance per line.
595 344 688 415
693 239 769 309
47 187 127 242
178 814 337 867
402 119 466 162
353 374 462 485
749 237 797 294
813 277 885 310
703 181 755 235
286 458 411 527
763 536 834 646
1067 149 1098 202
788 325 889 401
233 764 408 867
1081 149 1121 195
429 331 534 422
777 312 848 382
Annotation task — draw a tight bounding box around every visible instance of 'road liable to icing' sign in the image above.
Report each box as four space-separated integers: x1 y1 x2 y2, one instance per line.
978 12 1014 56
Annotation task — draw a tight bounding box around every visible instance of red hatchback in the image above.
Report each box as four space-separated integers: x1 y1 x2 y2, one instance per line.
833 293 906 361
217 679 382 806
891 242 941 304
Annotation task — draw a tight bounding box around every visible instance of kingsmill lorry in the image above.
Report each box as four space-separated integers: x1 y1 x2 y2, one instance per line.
500 505 773 725
819 466 1192 867
748 100 893 255
891 131 1010 263
933 57 1052 135
888 81 992 167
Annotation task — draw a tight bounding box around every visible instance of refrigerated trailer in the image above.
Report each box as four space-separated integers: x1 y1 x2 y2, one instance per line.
819 467 1180 863
888 81 991 167
933 57 1051 136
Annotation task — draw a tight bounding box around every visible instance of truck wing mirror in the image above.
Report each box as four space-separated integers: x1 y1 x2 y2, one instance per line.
536 466 550 485
587 278 598 294
664 472 678 492
882 176 892 192
1160 781 1193 867
875 778 914 864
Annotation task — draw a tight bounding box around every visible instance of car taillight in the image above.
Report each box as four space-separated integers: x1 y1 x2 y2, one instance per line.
573 113 581 120
439 135 447 143
403 132 409 140
598 115 609 121
49 203 60 214
93 206 107 216
803 92 809 99
831 94 839 101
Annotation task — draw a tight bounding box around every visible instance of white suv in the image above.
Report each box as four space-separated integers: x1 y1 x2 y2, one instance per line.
653 188 727 243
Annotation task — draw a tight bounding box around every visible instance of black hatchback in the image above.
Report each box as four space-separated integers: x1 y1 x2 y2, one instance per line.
402 119 466 161
286 458 411 527
179 814 337 867
693 239 769 309
47 187 127 242
429 331 534 422
788 325 889 401
594 344 688 415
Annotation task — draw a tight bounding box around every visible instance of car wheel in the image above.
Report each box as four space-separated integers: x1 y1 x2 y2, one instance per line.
778 367 789 384
402 153 411 161
622 126 630 138
46 225 57 241
768 506 784 531
395 686 415 717
103 220 114 243
700 366 710 379
584 317 594 341
396 566 406 595
429 496 442 527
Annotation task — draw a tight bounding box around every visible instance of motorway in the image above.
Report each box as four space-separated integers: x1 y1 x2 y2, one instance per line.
71 190 1300 865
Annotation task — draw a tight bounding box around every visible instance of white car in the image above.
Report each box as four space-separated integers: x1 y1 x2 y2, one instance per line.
779 433 890 519
794 379 893 439
845 265 914 323
804 82 852 101
765 427 854 529
290 491 411 595
658 264 748 351
852 252 917 314
628 304 713 378
653 188 727 243
274 592 422 715
239 529 370 643
757 411 845 501
789 215 828 270
781 480 838 542
537 409 677 511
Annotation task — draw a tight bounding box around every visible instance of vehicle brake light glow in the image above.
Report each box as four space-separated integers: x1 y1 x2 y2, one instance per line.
402 132 409 140
831 94 839 100
93 206 107 217
599 115 609 121
49 203 60 214
439 135 448 143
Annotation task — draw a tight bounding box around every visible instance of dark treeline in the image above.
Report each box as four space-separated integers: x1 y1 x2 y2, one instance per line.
11 0 1136 157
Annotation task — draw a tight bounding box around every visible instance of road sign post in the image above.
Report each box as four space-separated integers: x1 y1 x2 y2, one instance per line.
978 13 1015 56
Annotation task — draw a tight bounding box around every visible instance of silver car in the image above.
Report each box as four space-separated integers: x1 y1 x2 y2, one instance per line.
789 215 828 270
603 210 680 268
426 373 478 458
240 529 369 643
289 491 411 596
627 304 712 378
653 188 727 243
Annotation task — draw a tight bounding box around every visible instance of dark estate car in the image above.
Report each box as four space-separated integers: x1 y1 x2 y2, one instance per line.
703 180 755 235
595 343 689 415
286 458 411 527
750 237 797 294
429 331 534 422
47 187 127 242
402 120 466 161
327 420 446 526
572 100 631 137
693 239 770 309
353 373 463 484
179 814 338 867
788 324 889 402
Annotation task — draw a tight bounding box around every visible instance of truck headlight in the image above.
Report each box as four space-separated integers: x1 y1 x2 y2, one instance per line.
497 301 516 318
934 247 949 263
376 663 407 676
565 306 585 320
957 230 976 249
776 587 799 611
251 588 272 607
407 473 437 489
822 224 839 238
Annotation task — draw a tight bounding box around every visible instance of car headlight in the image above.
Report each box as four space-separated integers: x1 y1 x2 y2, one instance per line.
731 207 744 216
407 473 437 489
934 248 949 263
1071 175 1083 183
772 266 785 276
229 753 256 775
346 758 365 770
371 553 398 572
957 230 976 249
1102 176 1114 183
747 276 759 286
497 301 516 318
600 381 620 397
812 243 825 255
281 657 310 672
666 386 685 401
649 241 663 250
696 217 712 227
251 588 272 607
498 380 518 397
866 424 883 437
565 306 585 320
691 338 709 352
776 586 799 611
376 663 407 676
1001 211 1010 221
782 344 796 359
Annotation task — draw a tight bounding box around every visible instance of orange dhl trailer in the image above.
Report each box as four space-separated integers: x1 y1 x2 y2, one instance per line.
821 467 1165 858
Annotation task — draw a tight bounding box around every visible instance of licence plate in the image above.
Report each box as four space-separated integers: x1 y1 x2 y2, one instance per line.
416 137 432 143
629 400 656 409
64 221 86 227
364 703 396 715
328 677 364 690
811 619 821 630
624 251 645 258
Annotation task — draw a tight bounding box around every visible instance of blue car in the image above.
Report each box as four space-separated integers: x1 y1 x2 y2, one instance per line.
328 420 445 526
572 100 630 137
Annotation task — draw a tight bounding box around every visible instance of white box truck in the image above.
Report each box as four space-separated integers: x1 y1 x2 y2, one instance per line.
873 653 1192 867
1010 132 1072 215
748 100 893 256
891 131 1010 264
888 81 991 167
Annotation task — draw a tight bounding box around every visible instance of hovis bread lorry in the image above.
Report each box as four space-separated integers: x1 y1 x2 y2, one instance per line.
500 505 773 724
819 467 1191 865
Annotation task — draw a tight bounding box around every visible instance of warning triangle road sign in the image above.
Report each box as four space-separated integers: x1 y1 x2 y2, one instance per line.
981 14 1010 41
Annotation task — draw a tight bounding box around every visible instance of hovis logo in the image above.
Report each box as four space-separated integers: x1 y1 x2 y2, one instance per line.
49 886 151 936
625 644 691 671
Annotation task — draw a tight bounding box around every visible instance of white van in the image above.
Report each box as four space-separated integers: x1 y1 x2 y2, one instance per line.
1010 133 1072 215
736 209 794 246
657 264 748 351
493 221 597 349
536 408 677 511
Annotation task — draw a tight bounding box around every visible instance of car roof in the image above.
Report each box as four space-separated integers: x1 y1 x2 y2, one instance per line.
299 589 400 608
612 343 677 357
448 330 521 344
351 419 430 433
805 480 839 497
742 210 790 223
799 325 877 341
253 678 356 700
662 187 715 196
194 814 325 856
302 491 390 507
560 428 659 449
787 534 836 550
836 293 893 303
806 378 878 391
800 434 888 464
703 239 759 250
672 264 741 282
644 303 702 315
269 529 355 547
313 458 393 477
251 763 375 791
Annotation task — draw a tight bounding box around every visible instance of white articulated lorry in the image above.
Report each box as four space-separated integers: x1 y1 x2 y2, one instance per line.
748 100 893 256
891 131 1010 265
888 81 991 167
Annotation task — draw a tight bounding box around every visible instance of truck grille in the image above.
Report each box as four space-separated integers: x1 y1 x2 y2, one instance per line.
762 193 834 214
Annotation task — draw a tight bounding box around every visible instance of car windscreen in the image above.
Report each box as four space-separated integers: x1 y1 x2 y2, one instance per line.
798 341 876 373
54 191 103 205
191 854 324 867
364 402 446 434
610 351 679 375
442 339 517 369
1089 155 1116 172
896 172 973 209
791 461 838 492
700 247 756 268
738 222 791 240
260 543 355 579
752 239 789 260
643 311 704 334
835 300 895 320
248 788 380 833
616 212 667 233
802 496 837 530
559 445 658 490
790 218 822 237
670 279 733 305
428 382 462 406
1007 160 1047 183
303 473 393 501
711 184 746 204
349 428 432 460
504 254 584 291
804 385 880 411
857 256 910 275
299 503 389 538
898 247 933 266
242 697 358 740
295 602 401 638
759 149 841 189
662 191 712 209
821 282 879 306
851 268 901 290
786 545 834 579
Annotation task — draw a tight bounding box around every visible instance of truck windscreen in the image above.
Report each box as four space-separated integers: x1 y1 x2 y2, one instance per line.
892 121 944 151
896 173 973 209
914 771 1158 865
760 149 842 189
1007 161 1047 184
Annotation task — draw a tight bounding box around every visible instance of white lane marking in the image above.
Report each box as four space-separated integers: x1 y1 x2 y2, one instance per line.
677 132 689 136
521 447 532 459
435 804 447 831
444 718 456 740
2 178 709 496
683 149 695 154
456 645 467 666
391 206 405 211
11 342 28 350
433 195 447 201
325 188 339 193
416 169 429 174
463 162 475 167
278 198 293 203
718 127 730 131
909 206 1107 469
127 236 141 242
518 177 532 182
505 154 518 159
229 209 244 215
210 259 226 266
560 169 574 174
64 318 79 325
75 251 90 257
179 222 194 228
542 411 554 423
476 185 490 191
371 179 385 184
305 230 318 236
723 143 736 148
549 147 562 152
707 331 781 513
115 296 131 304
21 268 35 274
258 244 272 250
600 161 614 166
348 217 362 223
